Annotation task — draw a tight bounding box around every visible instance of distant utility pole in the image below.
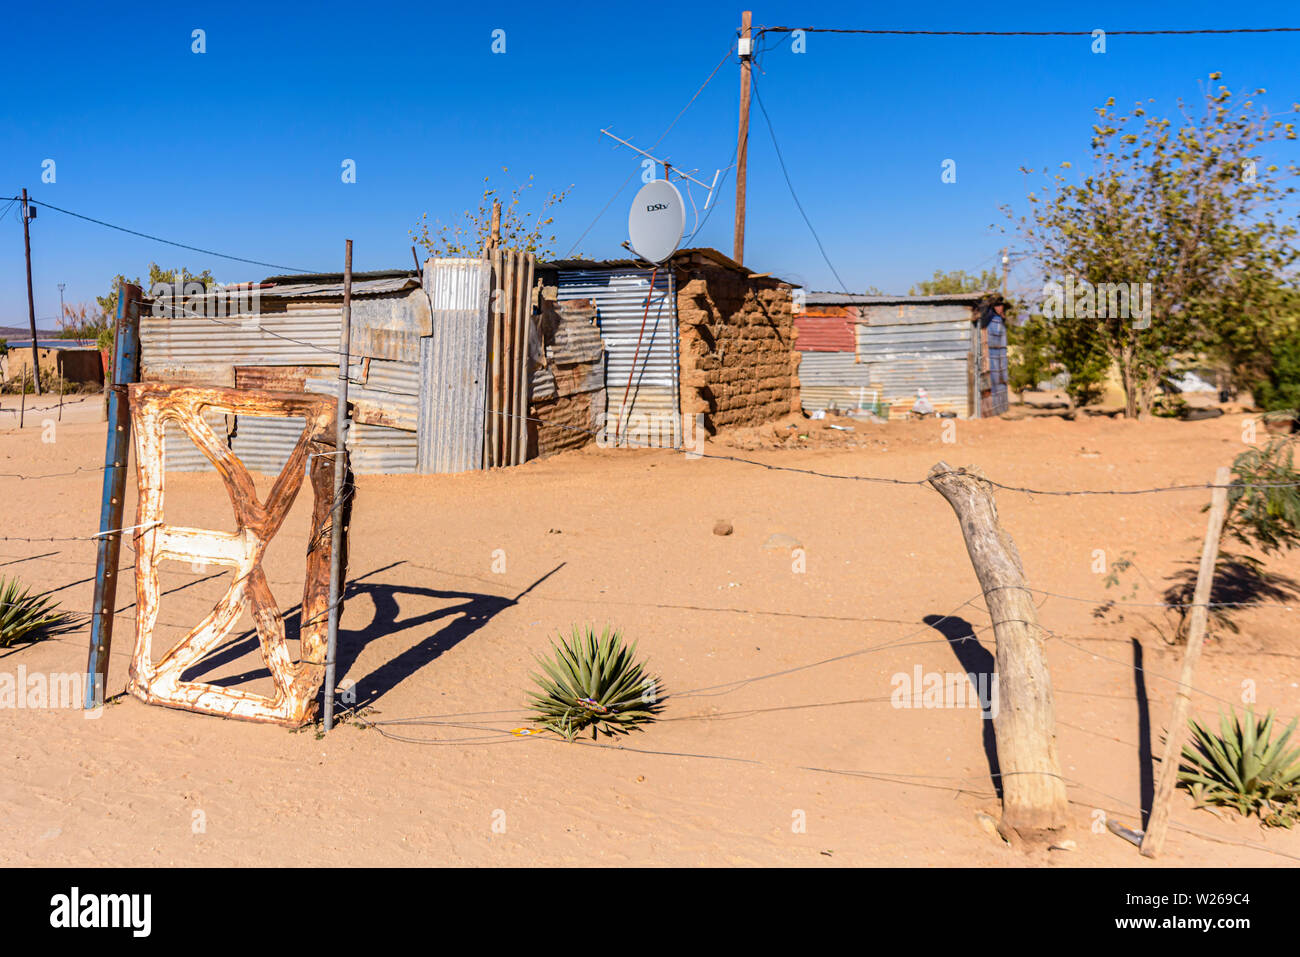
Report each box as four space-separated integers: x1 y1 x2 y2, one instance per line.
733 10 753 266
1001 248 1009 299
21 188 43 394
58 282 66 327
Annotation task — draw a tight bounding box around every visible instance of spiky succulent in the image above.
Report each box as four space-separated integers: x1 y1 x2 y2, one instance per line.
0 576 72 647
527 625 662 740
1178 708 1300 827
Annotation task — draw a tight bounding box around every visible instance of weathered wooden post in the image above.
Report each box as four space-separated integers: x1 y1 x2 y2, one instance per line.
928 461 1069 839
1140 466 1232 858
85 283 142 710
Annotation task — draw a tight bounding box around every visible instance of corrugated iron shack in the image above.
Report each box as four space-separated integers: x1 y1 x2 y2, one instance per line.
796 292 1008 418
138 259 493 474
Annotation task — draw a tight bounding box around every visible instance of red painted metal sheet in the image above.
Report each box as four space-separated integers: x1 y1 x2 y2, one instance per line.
794 310 855 352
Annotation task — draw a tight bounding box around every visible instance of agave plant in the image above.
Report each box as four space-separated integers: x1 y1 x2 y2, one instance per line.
1178 709 1300 827
0 576 72 647
527 625 663 741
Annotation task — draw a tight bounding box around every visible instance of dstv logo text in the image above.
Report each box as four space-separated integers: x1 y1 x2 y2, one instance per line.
645 203 669 212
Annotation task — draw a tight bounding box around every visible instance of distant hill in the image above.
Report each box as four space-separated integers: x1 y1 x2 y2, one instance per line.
0 325 59 342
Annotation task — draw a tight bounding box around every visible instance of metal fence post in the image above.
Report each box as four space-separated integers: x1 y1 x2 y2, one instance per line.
85 283 142 710
322 241 353 731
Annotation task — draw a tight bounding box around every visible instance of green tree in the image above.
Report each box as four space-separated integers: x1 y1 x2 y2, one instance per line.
1007 314 1053 399
908 267 1001 296
98 263 216 320
412 169 572 259
1253 329 1300 412
1011 75 1298 418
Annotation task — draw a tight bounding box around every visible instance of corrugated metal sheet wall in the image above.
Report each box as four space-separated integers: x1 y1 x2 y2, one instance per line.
418 258 491 474
857 304 972 415
557 268 678 448
141 302 421 473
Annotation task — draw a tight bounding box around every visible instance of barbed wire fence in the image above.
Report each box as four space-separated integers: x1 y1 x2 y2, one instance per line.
5 189 1300 861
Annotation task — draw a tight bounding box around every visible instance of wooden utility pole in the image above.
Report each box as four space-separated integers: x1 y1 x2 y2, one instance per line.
733 11 753 265
928 461 1069 840
1140 466 1232 858
21 189 43 394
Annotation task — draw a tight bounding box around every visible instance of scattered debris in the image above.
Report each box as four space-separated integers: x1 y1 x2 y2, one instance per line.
713 520 734 536
1105 818 1144 847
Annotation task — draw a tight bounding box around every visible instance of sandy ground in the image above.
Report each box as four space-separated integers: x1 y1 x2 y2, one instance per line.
1 400 1298 867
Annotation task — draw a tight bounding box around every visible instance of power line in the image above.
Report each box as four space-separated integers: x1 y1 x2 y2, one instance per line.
23 197 319 274
748 72 850 293
563 42 736 258
757 25 1300 38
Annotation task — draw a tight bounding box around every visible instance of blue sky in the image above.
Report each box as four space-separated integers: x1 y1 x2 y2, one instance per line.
3 0 1298 326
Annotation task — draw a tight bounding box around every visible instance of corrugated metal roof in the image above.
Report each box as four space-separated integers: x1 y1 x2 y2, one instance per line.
543 247 790 286
257 277 420 299
261 268 418 285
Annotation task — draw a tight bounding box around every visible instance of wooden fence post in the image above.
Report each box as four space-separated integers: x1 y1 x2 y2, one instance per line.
928 461 1069 839
1139 465 1232 858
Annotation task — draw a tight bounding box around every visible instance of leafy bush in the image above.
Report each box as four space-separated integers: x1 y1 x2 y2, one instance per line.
1252 333 1300 413
1224 438 1300 555
527 625 662 740
0 577 73 647
1179 709 1300 827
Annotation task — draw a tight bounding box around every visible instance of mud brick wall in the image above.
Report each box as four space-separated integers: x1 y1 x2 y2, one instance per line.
531 389 600 457
676 263 800 433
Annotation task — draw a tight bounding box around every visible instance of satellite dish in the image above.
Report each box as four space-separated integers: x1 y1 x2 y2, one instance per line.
628 179 685 264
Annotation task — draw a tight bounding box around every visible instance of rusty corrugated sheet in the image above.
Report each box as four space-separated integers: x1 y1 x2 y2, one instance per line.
141 289 426 472
350 288 432 362
794 310 855 352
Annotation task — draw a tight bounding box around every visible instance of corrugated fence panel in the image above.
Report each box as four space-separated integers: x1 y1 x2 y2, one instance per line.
419 258 491 473
348 422 419 474
140 309 343 378
797 352 877 412
162 410 229 472
305 358 420 434
351 290 431 362
854 310 972 414
557 268 678 448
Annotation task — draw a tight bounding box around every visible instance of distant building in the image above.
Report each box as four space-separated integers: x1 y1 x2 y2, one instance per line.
795 292 1008 418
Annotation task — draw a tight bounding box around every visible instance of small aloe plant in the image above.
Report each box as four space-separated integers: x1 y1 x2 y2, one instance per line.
0 576 73 647
1178 708 1300 827
527 625 663 741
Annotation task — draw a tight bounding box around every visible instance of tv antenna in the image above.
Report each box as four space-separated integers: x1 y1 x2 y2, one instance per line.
599 128 722 210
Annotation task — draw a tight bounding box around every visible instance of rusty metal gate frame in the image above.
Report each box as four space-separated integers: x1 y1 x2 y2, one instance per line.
125 383 339 726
